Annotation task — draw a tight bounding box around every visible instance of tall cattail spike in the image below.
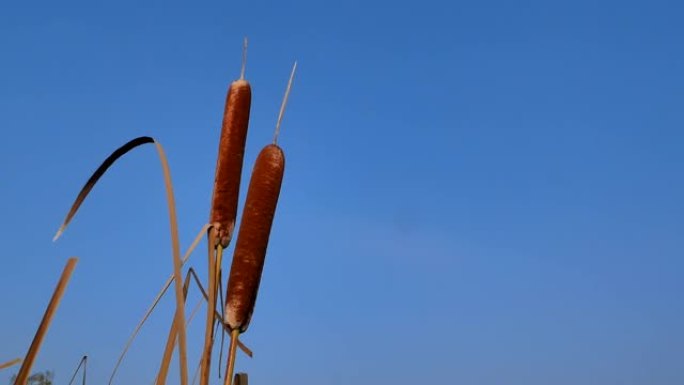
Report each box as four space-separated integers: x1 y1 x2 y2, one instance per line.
240 37 248 80
273 61 297 144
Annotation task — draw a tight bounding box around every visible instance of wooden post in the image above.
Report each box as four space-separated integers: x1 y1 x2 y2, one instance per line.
234 373 248 385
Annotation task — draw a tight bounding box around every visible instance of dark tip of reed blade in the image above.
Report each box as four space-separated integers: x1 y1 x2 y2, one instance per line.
53 136 156 242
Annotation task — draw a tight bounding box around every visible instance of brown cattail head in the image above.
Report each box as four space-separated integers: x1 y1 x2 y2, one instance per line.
210 79 252 247
225 144 285 332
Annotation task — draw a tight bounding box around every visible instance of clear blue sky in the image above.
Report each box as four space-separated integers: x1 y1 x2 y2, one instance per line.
1 0 683 384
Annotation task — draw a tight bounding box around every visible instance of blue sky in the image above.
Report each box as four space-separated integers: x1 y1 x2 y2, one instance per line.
1 0 683 384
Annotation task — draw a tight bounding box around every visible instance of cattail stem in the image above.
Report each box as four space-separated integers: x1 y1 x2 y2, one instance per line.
199 240 222 385
223 329 240 385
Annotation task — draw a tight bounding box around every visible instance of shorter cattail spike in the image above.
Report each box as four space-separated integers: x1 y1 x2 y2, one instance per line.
273 61 297 144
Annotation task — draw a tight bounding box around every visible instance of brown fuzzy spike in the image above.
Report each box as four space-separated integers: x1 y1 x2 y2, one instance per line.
209 80 252 248
225 144 285 332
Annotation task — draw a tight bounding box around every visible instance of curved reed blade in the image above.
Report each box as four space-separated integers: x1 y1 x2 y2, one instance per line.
53 136 155 241
153 141 189 385
53 136 189 384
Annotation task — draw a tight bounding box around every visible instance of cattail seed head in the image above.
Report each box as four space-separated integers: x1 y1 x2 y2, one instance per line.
210 80 252 247
225 144 285 332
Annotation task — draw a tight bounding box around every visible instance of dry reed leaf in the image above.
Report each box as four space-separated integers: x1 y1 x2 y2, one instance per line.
15 258 78 385
0 358 21 371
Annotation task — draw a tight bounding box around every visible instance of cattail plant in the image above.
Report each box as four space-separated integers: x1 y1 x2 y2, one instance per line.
202 38 252 385
47 41 297 385
223 61 297 385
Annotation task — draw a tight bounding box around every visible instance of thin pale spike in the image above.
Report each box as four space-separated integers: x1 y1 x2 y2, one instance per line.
240 37 248 80
273 61 297 144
